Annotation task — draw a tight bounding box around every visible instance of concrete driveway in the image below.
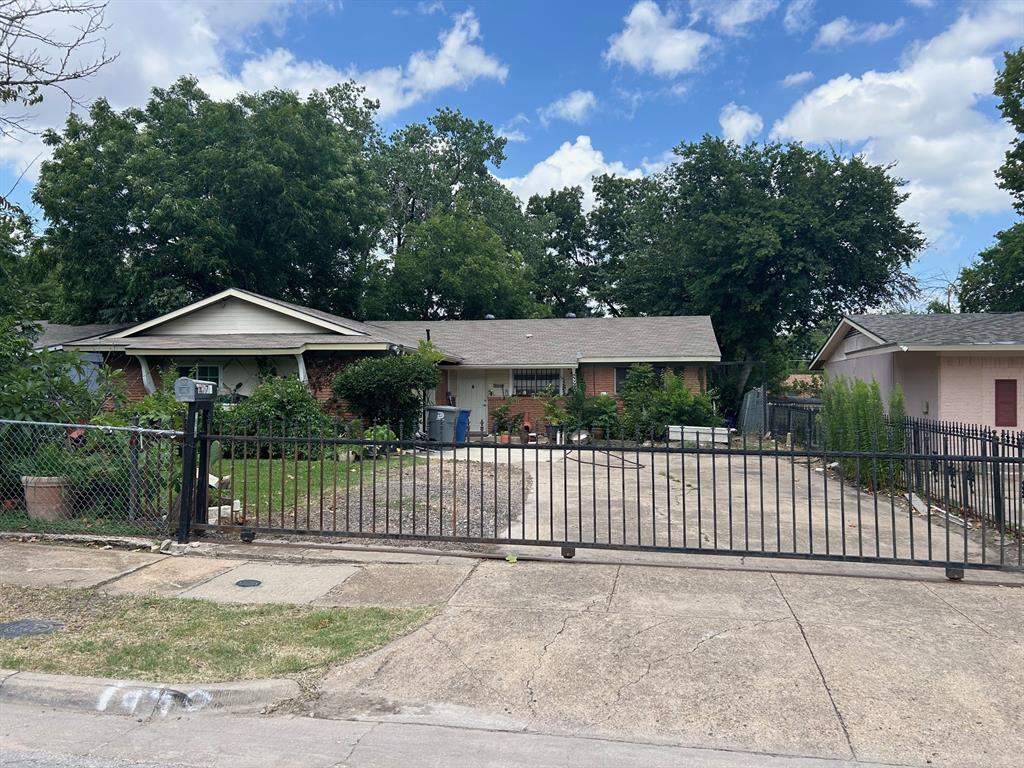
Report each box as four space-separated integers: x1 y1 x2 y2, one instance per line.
318 558 1024 768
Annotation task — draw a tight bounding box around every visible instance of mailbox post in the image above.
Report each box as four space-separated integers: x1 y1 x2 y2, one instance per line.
174 377 218 543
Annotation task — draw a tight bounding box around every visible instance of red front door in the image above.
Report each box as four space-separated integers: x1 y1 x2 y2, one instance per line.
994 379 1018 427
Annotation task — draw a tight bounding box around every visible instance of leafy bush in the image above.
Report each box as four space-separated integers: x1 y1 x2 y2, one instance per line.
332 353 440 433
590 394 620 435
0 348 124 422
92 374 186 429
533 385 567 429
620 364 720 439
492 397 524 435
220 377 332 457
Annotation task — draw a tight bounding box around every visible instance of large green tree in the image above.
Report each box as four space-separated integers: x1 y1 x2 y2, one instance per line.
956 48 1024 312
374 209 540 320
958 224 1024 312
594 137 923 400
34 77 385 323
524 186 593 316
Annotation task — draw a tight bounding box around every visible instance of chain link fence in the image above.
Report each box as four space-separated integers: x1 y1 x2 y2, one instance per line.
0 419 181 536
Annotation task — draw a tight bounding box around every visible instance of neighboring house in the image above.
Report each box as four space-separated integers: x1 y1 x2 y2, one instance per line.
811 313 1024 429
33 322 128 391
53 288 722 432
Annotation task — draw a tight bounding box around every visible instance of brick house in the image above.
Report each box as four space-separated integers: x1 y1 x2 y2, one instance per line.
51 288 722 432
811 313 1024 429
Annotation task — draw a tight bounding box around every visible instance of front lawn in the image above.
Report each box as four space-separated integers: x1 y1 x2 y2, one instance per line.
0 585 429 682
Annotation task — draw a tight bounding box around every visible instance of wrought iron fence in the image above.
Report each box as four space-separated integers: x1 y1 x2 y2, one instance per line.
2 413 1020 574
189 418 1021 574
0 418 181 535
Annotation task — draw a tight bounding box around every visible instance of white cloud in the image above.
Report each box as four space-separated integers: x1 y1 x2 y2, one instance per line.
498 135 644 209
204 10 507 117
689 0 779 36
783 0 815 34
1 3 507 193
771 1 1023 243
814 16 905 48
392 1 444 16
605 1 714 77
538 90 598 126
907 0 936 8
781 70 814 87
719 102 763 144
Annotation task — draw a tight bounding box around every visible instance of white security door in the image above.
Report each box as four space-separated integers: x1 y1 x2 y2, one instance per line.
452 371 489 432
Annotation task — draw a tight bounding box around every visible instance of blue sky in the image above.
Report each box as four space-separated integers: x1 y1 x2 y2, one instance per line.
2 0 1021 300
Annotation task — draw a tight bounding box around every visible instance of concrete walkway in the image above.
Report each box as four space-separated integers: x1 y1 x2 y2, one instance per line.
1 539 1022 768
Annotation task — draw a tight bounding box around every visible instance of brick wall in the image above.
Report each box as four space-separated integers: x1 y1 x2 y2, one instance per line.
104 353 165 402
486 395 547 434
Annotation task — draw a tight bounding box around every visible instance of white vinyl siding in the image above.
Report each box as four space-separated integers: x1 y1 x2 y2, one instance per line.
153 298 329 335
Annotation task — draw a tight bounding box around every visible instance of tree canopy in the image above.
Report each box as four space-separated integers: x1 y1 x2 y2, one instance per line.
955 47 1023 313
34 77 384 322
18 75 931 409
591 137 922 397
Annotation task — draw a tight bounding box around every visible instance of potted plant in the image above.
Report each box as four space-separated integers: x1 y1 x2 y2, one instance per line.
537 387 568 443
492 399 526 444
591 394 620 440
14 443 75 522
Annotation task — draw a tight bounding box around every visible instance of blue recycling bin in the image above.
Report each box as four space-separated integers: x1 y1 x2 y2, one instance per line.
455 408 471 443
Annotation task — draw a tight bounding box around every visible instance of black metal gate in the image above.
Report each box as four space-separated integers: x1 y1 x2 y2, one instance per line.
178 418 1023 578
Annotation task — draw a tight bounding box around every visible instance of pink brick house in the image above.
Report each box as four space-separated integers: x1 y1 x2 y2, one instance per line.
811 313 1024 429
50 289 722 433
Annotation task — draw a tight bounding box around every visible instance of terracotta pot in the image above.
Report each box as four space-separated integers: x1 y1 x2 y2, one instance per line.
20 476 72 521
498 434 511 444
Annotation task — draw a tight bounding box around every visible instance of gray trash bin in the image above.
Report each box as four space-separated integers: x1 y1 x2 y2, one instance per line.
425 405 459 442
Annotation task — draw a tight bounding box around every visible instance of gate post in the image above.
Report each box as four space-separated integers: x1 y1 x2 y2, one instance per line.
194 406 213 527
177 402 199 544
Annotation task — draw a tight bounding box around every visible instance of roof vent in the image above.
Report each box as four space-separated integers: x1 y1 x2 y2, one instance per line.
565 312 576 319
484 314 495 320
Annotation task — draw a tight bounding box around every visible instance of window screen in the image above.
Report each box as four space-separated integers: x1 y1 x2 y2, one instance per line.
513 369 562 396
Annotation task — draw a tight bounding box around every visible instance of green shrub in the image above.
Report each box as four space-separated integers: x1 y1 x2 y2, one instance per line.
492 398 524 435
332 353 440 433
220 377 332 457
620 364 720 439
820 375 906 489
590 394 620 435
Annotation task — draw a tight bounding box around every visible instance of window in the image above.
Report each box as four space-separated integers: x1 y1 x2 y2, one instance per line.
177 364 221 387
995 379 1017 427
513 369 562 396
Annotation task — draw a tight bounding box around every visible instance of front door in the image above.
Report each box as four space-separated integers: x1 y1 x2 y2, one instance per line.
451 371 489 433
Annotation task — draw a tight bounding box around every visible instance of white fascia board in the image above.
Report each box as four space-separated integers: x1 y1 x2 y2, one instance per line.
576 356 720 364
109 289 362 338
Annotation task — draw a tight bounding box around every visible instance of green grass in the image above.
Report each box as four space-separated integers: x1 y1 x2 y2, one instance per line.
208 454 413 519
0 584 429 682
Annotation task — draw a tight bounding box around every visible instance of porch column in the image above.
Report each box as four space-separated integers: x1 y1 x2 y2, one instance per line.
295 353 308 385
137 356 157 394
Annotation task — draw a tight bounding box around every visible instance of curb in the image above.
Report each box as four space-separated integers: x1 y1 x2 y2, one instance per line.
0 669 300 718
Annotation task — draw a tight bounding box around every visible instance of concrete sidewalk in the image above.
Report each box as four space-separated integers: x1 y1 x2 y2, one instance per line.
1 539 1022 768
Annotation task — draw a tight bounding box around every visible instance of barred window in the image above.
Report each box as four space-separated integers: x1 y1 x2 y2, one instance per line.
513 369 562 396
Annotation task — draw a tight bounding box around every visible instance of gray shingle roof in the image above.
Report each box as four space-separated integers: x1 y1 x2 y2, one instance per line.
34 322 127 350
368 316 721 367
849 313 1024 346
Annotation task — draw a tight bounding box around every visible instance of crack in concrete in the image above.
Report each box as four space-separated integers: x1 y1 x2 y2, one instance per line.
770 573 858 762
525 612 576 718
605 565 622 612
422 626 506 702
336 720 380 766
921 583 996 637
